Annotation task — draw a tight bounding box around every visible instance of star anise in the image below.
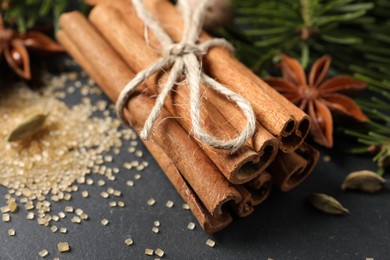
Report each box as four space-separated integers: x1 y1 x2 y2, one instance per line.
0 14 63 80
266 54 368 148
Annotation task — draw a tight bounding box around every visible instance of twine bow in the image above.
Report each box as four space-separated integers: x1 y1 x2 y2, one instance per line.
116 0 256 152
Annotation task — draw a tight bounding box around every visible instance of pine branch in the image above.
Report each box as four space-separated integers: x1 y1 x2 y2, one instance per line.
1 0 85 33
218 0 390 174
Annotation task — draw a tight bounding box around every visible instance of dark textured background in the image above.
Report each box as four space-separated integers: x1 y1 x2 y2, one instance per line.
0 62 389 260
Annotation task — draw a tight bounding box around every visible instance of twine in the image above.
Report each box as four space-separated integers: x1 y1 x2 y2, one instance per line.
116 0 256 152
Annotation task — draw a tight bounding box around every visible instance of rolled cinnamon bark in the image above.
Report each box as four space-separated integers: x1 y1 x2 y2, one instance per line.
89 4 278 184
57 29 232 233
245 171 273 206
145 0 311 152
144 141 233 234
268 143 319 191
87 0 310 152
58 11 242 216
231 171 273 216
231 186 254 217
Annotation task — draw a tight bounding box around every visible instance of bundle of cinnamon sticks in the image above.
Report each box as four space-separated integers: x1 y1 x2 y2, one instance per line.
57 0 319 233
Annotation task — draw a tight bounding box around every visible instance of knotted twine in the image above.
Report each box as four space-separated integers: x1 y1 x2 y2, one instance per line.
116 0 256 152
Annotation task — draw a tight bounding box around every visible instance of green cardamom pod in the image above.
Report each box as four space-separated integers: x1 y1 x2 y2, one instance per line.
6 114 47 142
308 193 349 215
341 170 386 193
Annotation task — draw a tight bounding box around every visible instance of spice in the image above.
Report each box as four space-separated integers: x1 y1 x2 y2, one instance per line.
88 3 279 184
57 6 319 234
0 14 63 80
268 144 319 192
266 54 367 148
341 170 386 193
308 193 349 215
6 114 47 142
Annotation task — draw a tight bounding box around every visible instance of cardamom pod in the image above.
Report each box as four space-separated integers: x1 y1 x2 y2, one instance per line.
308 193 349 215
6 114 47 142
341 170 386 193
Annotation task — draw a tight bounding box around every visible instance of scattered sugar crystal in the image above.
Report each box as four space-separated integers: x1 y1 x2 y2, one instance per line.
155 248 165 257
125 237 134 246
8 228 16 236
57 242 70 253
145 249 154 256
165 200 174 208
206 239 216 248
81 191 89 198
26 212 35 220
51 226 58 233
147 199 156 206
187 222 195 230
39 249 48 258
3 213 10 222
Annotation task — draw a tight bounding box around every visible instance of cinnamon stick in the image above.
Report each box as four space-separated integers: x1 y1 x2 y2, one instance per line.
231 171 273 216
86 0 310 152
146 0 311 151
58 11 242 216
144 141 233 233
245 171 273 206
58 31 232 232
231 186 254 217
89 4 278 184
268 143 319 191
